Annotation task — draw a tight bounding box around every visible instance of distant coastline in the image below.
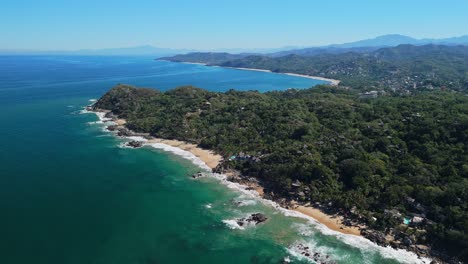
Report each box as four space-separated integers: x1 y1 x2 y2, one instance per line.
174 61 341 86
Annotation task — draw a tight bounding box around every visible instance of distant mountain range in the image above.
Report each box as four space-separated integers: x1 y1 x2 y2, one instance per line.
330 34 468 48
160 44 468 92
1 34 467 56
0 45 195 56
269 34 468 57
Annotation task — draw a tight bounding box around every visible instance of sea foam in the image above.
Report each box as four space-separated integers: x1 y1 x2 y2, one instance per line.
146 143 211 171
222 219 244 230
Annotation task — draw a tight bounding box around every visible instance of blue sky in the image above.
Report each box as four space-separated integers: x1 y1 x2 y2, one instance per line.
2 0 468 50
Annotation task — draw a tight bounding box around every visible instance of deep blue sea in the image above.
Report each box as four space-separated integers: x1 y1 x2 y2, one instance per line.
0 55 428 264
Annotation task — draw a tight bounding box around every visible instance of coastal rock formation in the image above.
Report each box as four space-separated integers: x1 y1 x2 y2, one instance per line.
117 127 133 137
104 112 117 119
192 172 204 179
361 229 389 247
292 243 336 264
126 141 143 148
236 213 268 227
106 125 118 131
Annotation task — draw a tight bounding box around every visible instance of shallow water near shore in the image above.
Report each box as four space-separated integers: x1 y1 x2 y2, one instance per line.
0 56 427 263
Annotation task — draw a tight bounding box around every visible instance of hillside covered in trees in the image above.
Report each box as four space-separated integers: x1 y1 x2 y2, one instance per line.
95 84 467 262
160 45 468 92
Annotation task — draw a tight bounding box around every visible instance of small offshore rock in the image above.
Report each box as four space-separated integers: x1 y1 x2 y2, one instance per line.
236 213 268 226
107 125 118 131
126 141 143 148
192 172 204 179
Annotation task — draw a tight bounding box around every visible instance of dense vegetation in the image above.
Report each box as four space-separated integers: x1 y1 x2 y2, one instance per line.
161 52 247 64
160 45 468 92
96 84 467 261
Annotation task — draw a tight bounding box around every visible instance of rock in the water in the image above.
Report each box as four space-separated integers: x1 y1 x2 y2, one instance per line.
236 213 268 226
126 141 143 148
107 125 118 131
251 213 268 223
192 172 204 179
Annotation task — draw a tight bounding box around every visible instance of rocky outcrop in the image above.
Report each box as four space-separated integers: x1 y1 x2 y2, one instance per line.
236 213 268 227
104 112 117 119
117 127 133 137
361 229 389 247
292 243 336 264
106 125 118 131
192 172 204 179
126 141 143 148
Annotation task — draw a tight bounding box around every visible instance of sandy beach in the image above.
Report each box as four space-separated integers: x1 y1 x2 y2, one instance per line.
109 117 222 169
283 73 341 86
98 111 359 237
223 66 273 73
294 206 361 236
180 62 208 66
160 60 341 86
147 138 222 169
214 66 340 86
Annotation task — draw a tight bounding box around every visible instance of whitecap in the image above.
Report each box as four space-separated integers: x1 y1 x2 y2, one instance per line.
233 199 257 207
145 143 211 171
204 173 431 264
127 136 148 142
222 219 244 230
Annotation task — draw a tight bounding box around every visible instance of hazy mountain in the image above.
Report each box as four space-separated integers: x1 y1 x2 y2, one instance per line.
2 35 467 56
329 34 468 48
0 45 195 56
266 34 468 57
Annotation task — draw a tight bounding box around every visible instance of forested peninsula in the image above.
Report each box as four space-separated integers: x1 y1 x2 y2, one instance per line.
94 84 467 263
160 44 468 93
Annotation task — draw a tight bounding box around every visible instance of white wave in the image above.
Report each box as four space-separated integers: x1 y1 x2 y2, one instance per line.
292 223 315 237
89 99 97 102
222 219 244 230
205 203 212 209
145 143 211 171
79 108 92 114
287 240 339 263
233 199 257 207
205 173 430 264
118 142 132 149
281 209 431 264
127 136 148 142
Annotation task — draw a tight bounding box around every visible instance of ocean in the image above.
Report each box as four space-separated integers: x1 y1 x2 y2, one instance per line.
0 55 428 264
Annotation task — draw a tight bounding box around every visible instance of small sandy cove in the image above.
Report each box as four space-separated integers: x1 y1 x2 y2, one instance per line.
294 206 361 236
109 115 358 236
147 137 359 236
147 138 222 169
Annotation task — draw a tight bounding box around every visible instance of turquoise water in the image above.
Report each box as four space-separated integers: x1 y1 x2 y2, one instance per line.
0 56 426 264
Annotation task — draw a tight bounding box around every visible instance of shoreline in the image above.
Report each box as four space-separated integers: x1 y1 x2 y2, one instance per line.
86 107 432 264
163 60 341 86
224 67 341 86
91 108 357 236
146 138 222 169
